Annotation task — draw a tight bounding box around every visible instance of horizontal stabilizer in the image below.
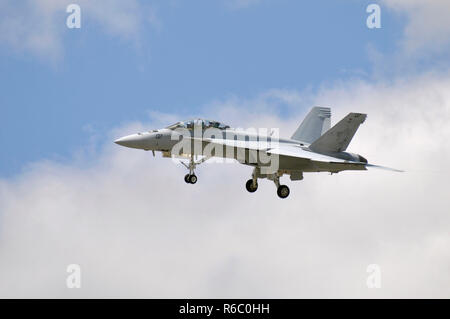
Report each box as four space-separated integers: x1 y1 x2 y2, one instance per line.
309 112 366 153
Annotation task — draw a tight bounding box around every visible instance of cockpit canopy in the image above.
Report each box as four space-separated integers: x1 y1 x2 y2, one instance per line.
166 119 231 130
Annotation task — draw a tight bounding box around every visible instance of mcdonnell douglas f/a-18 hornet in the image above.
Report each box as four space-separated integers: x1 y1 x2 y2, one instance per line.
115 107 402 198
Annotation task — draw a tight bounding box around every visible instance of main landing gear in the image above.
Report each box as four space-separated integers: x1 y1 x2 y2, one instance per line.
245 179 258 192
245 168 291 199
276 184 290 199
272 173 290 199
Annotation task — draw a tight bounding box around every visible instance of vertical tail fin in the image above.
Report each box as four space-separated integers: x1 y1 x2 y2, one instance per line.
291 107 331 144
309 112 367 153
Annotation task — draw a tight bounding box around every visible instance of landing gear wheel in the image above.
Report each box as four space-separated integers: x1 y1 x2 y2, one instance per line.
277 185 290 199
184 174 190 184
245 179 258 193
188 174 197 184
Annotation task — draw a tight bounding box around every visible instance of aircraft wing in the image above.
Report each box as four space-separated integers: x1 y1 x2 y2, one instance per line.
194 137 272 151
266 145 355 164
192 137 401 172
197 137 365 166
365 163 404 172
267 145 368 172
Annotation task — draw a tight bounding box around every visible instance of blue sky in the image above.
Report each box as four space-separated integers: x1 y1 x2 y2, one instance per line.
0 1 404 177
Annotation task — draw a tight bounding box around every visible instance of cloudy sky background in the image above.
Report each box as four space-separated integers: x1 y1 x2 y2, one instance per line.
0 0 449 298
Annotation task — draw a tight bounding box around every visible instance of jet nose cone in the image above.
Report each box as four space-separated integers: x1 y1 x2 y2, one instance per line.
114 136 128 146
114 134 141 148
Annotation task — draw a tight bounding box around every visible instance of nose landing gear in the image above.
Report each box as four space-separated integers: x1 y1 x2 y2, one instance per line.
181 155 209 185
184 174 197 184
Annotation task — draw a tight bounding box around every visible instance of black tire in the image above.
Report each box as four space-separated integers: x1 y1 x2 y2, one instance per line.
184 174 190 183
245 179 258 193
189 174 197 184
277 185 290 199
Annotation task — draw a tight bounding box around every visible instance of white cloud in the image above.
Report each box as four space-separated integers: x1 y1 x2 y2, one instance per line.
1 73 449 298
0 0 157 61
382 0 450 54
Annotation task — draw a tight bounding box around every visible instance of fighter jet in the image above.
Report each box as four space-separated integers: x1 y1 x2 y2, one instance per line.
115 107 402 198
